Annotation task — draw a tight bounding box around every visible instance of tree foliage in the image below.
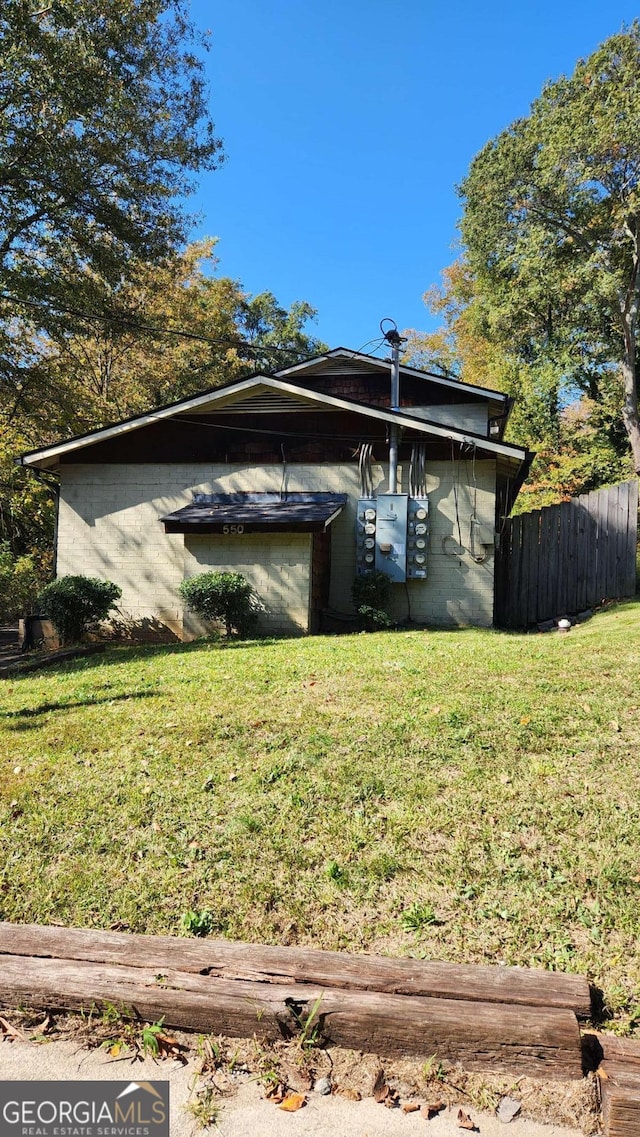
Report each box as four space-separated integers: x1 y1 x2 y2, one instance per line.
406 255 633 509
0 243 325 568
0 1 223 408
456 23 640 475
0 4 325 585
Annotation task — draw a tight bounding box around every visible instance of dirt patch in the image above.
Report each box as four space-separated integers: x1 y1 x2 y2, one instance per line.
1 1008 599 1133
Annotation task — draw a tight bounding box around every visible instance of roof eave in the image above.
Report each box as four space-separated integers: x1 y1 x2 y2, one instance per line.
19 373 526 469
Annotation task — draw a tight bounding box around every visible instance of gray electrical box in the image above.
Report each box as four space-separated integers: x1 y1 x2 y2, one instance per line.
356 494 429 582
407 497 429 578
374 494 408 582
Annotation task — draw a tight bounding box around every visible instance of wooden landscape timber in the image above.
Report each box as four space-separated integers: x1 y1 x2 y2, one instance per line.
0 922 592 1017
597 1036 640 1137
0 954 583 1079
0 922 590 1080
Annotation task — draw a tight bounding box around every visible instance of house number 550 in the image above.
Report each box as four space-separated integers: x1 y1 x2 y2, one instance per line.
222 524 245 534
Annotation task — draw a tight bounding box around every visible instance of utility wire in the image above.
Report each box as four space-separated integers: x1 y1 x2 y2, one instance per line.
179 416 384 445
0 290 315 360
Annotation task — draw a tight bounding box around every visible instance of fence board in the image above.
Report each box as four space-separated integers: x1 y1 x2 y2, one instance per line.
607 484 623 599
524 511 541 626
495 481 638 628
576 495 593 611
593 489 609 607
507 514 523 627
624 480 639 596
539 505 559 622
557 500 573 617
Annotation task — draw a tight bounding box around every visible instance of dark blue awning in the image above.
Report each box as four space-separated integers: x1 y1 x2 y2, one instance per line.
161 492 347 534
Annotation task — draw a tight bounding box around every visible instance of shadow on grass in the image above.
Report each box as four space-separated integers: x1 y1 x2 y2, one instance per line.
7 614 559 680
1 690 157 724
19 634 299 676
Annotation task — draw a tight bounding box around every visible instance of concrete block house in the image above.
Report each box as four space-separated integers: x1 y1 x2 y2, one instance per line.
20 349 532 637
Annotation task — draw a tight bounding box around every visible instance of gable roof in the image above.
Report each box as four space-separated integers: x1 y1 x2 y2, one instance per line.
275 347 510 406
20 369 529 470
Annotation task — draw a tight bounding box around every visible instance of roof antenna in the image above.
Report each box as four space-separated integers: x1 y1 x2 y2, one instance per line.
379 319 406 492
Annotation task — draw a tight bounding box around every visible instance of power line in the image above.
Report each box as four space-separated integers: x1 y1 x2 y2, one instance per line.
0 290 316 360
180 416 383 445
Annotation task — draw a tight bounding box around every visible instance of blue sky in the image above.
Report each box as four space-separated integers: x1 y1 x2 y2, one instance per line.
188 1 638 352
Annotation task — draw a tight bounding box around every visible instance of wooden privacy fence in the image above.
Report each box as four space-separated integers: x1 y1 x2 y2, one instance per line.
495 480 639 629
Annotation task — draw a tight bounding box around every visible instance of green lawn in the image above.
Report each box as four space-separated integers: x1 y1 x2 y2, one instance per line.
2 602 640 1031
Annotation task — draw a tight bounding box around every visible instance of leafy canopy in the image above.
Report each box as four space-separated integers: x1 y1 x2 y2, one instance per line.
458 22 640 474
0 0 222 406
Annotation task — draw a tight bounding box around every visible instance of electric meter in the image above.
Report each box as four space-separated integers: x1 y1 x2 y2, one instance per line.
407 496 429 578
355 498 377 575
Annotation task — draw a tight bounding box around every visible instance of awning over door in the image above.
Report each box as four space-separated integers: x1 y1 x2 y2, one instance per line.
161 492 347 534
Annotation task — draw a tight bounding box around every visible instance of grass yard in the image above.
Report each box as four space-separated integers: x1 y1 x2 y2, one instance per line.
1 601 640 1032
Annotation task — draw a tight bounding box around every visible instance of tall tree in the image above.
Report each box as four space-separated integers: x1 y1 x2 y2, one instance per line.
405 257 633 509
0 0 222 414
459 23 640 473
23 242 326 438
0 241 325 565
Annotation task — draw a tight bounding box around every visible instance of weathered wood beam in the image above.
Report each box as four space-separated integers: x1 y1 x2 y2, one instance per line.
0 954 583 1079
0 923 592 1018
599 1073 640 1136
596 1036 640 1135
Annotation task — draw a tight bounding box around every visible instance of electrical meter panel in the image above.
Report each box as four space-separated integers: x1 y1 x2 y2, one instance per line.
407 497 429 578
374 494 408 582
356 495 429 582
355 498 378 574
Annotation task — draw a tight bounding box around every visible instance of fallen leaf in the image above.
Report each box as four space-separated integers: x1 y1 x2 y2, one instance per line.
430 705 441 715
421 1100 446 1119
402 1101 421 1113
336 1087 361 1101
0 1016 28 1042
519 716 531 726
373 1070 388 1104
457 1108 478 1130
598 1067 609 1081
155 1032 182 1056
13 766 21 775
30 1013 52 1037
609 720 621 732
279 1093 306 1112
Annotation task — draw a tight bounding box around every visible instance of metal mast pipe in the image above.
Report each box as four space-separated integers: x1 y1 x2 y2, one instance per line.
388 338 400 492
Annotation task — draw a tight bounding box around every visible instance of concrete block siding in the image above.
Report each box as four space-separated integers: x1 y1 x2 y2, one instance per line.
184 533 312 636
56 459 496 636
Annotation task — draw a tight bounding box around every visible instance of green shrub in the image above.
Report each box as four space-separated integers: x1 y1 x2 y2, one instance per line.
179 571 258 637
351 570 393 630
38 575 122 644
0 542 42 622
